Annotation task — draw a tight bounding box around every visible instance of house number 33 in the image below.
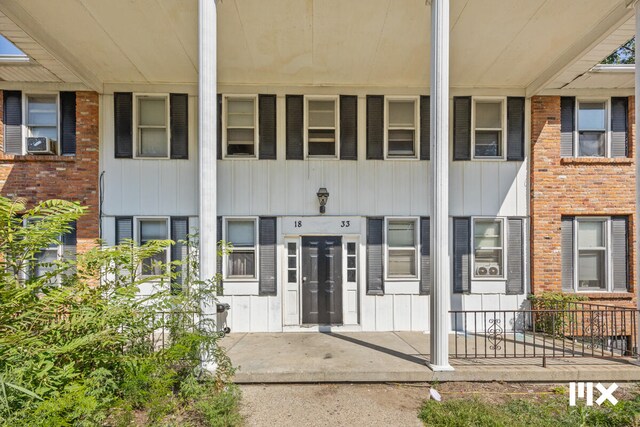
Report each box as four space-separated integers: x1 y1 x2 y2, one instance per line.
341 221 350 228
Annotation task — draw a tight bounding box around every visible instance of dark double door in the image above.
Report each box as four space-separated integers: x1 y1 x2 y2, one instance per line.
301 236 343 325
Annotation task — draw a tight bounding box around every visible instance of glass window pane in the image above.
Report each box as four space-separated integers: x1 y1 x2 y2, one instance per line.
228 251 255 277
388 101 415 127
288 257 296 269
578 102 605 131
288 270 297 283
308 100 335 128
227 99 255 127
140 220 168 242
139 128 168 157
578 250 605 289
474 221 501 248
347 257 356 269
578 221 604 248
28 96 57 126
347 242 355 255
29 126 58 142
288 243 297 256
578 132 605 157
347 270 356 282
388 249 416 276
388 221 415 247
475 102 502 129
142 252 166 276
228 221 255 247
388 130 415 156
139 97 166 127
475 131 501 157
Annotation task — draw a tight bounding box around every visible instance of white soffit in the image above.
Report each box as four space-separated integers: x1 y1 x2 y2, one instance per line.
546 16 636 90
0 10 79 83
0 0 633 89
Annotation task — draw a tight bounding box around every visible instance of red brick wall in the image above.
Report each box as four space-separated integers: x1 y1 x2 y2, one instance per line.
530 96 636 307
0 91 100 253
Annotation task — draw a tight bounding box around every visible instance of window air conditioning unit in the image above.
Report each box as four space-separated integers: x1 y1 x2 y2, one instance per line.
475 262 501 277
26 137 54 154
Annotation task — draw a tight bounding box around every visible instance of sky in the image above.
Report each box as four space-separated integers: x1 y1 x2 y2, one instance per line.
0 35 25 56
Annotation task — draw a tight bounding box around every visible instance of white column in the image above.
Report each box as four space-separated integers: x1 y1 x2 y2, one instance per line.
635 1 640 357
199 0 217 282
429 0 453 371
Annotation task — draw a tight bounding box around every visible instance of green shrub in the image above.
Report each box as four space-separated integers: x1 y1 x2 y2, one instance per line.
418 393 640 427
528 292 589 337
0 196 240 426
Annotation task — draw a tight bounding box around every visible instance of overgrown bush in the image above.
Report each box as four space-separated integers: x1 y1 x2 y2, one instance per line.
0 196 240 426
528 292 589 338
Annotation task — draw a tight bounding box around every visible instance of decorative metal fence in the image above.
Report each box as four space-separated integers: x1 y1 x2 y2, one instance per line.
450 301 639 360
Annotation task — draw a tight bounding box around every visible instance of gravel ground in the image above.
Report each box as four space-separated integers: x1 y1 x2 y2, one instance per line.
239 383 426 427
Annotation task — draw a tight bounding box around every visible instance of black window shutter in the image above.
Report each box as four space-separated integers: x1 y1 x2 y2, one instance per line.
506 97 525 161
366 217 384 295
3 90 22 154
217 94 222 160
60 91 76 155
259 94 277 159
366 95 384 160
611 216 629 292
506 218 524 295
170 217 189 292
259 217 277 296
61 220 77 263
420 96 430 160
561 216 574 292
611 97 628 158
419 217 431 295
453 217 470 293
114 92 133 158
170 93 189 159
560 97 575 158
115 216 133 244
453 97 471 161
217 216 223 296
286 95 304 160
340 95 358 160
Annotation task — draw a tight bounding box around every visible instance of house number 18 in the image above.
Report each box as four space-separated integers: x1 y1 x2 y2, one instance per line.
294 221 302 228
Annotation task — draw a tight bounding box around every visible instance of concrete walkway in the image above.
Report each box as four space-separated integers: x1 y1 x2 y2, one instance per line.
221 332 640 383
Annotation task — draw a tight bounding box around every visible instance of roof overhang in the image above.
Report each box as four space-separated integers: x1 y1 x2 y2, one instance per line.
0 0 634 93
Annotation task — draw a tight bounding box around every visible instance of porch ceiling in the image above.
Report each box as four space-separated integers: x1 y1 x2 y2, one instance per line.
0 0 633 91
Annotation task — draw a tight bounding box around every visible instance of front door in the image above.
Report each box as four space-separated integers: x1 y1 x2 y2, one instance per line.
301 236 343 324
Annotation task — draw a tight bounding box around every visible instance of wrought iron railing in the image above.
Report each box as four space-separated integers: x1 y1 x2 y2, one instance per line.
450 301 639 360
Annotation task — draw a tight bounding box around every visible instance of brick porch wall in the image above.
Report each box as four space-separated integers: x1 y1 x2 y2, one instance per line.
0 91 100 253
530 95 636 308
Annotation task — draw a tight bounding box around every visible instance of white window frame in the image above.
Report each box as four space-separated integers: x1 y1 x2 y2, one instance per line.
222 94 259 159
574 217 611 292
384 217 420 281
471 217 506 280
222 216 259 282
304 95 339 159
575 98 610 158
23 92 60 155
135 217 170 277
471 96 507 161
132 93 171 160
384 96 420 160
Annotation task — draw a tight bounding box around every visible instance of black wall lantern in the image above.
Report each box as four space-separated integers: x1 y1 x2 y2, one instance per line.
316 187 329 214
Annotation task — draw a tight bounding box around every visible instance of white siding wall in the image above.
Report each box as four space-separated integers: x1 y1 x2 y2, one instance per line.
100 93 199 245
216 94 529 332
